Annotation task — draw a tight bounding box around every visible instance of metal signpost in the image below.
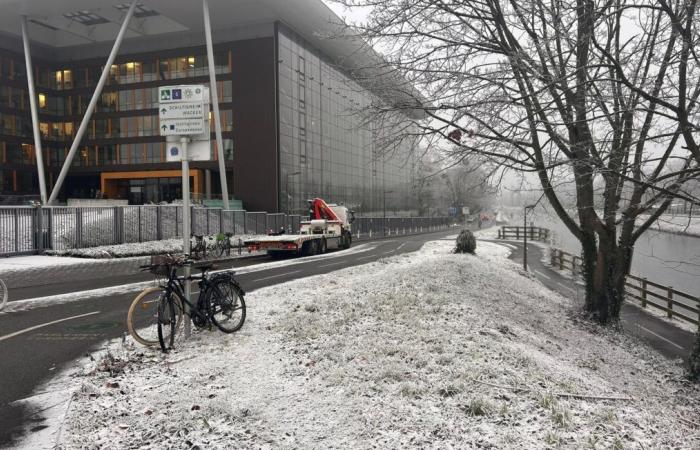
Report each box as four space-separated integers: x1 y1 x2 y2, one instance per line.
159 85 211 339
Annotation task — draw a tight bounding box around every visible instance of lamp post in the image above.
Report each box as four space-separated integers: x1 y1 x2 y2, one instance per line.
383 189 395 236
285 171 301 215
523 204 536 271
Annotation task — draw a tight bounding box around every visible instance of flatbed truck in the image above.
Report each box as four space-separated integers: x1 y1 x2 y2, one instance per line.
244 198 354 257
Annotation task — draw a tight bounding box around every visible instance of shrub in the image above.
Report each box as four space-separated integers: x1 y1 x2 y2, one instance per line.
455 229 477 254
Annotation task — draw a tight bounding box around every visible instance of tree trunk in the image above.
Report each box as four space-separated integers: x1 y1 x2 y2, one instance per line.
586 233 629 325
690 325 700 382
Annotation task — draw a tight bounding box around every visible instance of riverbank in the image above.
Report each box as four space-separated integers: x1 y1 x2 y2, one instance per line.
33 237 699 449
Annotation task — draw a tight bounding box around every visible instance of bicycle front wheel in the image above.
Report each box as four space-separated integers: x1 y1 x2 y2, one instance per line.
0 278 7 311
208 279 246 333
157 293 178 352
127 287 183 347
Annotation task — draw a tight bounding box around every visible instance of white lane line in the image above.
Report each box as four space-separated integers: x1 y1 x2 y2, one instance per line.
0 311 101 342
318 261 345 268
533 270 551 280
638 325 685 350
396 243 406 251
383 251 394 255
557 282 575 292
251 270 302 282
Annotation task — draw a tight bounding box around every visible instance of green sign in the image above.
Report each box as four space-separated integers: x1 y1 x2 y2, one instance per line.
160 89 171 101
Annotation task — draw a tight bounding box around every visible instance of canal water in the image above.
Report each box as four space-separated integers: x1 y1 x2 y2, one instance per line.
527 210 700 296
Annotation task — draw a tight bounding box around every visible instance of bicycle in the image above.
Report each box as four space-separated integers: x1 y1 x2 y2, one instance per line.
127 255 185 347
191 234 207 260
155 255 246 353
0 278 7 311
214 232 235 257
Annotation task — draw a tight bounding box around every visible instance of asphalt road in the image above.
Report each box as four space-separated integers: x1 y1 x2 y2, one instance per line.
494 239 696 360
0 228 460 447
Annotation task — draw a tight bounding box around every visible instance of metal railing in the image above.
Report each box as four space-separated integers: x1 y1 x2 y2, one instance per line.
498 226 550 241
0 205 454 256
549 247 699 325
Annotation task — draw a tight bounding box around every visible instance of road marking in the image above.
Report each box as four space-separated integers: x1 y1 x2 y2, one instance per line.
396 243 406 251
318 261 345 268
533 270 551 280
251 270 302 282
0 311 101 343
557 282 575 293
637 325 685 350
357 255 377 260
383 251 394 255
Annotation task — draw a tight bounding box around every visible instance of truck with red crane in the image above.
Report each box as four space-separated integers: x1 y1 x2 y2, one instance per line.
243 198 355 257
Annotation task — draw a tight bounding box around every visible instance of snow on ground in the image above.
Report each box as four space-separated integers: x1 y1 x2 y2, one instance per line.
0 243 378 315
45 234 267 259
0 255 91 272
32 238 699 449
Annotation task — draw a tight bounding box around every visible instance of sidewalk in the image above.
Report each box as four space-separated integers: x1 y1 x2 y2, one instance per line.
0 255 151 289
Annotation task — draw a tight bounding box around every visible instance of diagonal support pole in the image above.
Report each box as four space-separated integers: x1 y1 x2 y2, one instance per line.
48 0 137 204
21 16 47 204
203 0 230 210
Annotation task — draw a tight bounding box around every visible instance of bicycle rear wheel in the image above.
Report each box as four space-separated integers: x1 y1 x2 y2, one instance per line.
208 279 246 333
0 278 7 311
157 293 178 352
127 287 183 346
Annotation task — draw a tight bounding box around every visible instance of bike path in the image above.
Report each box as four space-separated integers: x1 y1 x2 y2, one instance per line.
495 239 695 361
0 228 459 447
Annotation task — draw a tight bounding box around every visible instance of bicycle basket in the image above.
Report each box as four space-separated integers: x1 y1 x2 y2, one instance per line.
149 254 177 276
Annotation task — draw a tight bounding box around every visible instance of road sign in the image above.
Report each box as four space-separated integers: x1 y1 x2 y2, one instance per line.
165 136 211 162
159 85 206 136
159 119 206 136
159 86 206 103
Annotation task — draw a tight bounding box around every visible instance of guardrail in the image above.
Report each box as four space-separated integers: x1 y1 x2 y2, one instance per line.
0 205 454 256
625 274 699 326
498 226 550 241
549 247 699 325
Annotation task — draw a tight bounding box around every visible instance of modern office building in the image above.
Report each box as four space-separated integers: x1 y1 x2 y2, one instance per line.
0 0 420 214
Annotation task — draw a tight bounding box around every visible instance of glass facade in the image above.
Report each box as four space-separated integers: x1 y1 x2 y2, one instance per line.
1 28 417 210
0 50 233 200
277 26 416 215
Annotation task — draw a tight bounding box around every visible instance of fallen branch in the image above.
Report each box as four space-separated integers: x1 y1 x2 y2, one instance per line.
678 416 700 428
470 378 634 401
551 392 633 401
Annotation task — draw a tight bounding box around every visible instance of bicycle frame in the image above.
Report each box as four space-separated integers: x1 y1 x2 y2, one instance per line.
162 267 211 324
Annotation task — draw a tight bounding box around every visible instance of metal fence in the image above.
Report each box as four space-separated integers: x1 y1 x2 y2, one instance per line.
0 205 454 256
549 247 699 326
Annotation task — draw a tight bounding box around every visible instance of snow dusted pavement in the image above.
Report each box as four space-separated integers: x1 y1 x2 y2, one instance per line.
37 239 699 449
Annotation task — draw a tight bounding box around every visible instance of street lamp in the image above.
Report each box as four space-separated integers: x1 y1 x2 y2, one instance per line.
285 171 302 215
523 204 537 271
383 189 395 236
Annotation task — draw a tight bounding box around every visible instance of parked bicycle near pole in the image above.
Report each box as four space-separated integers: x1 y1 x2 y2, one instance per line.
214 232 235 257
127 254 246 351
191 234 207 260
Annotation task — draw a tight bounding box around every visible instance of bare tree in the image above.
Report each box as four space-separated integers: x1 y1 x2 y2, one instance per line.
333 0 700 326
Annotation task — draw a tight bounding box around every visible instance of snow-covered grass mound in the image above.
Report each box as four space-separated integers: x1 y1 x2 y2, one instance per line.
54 240 699 449
45 235 264 259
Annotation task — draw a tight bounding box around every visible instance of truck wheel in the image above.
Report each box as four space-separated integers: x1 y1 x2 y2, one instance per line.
320 238 327 254
301 241 311 257
341 231 352 249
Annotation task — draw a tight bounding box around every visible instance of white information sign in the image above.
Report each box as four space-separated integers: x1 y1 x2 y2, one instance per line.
160 84 212 161
159 85 206 136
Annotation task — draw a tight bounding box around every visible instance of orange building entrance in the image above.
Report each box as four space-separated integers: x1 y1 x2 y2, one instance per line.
101 170 201 204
